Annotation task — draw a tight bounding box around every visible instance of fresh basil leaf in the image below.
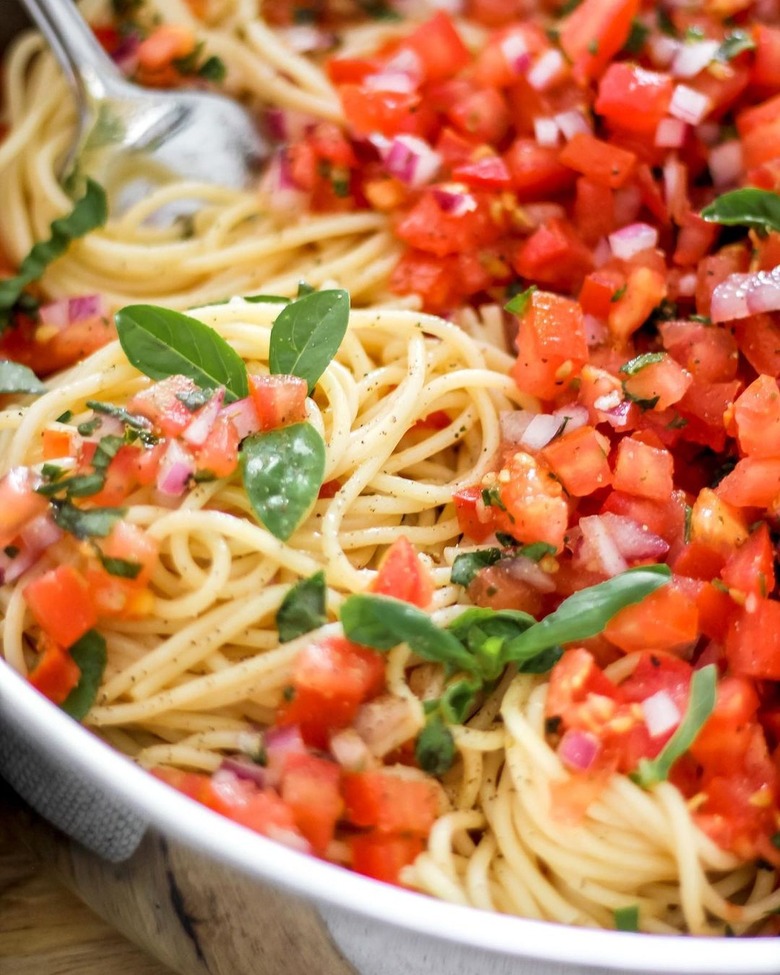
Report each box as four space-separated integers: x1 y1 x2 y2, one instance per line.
620 352 665 376
504 285 537 316
0 360 46 395
277 570 327 642
37 472 106 499
61 630 107 721
97 553 142 579
450 548 502 587
517 643 563 674
614 905 640 933
340 594 477 674
244 294 290 305
240 422 325 541
0 180 108 327
440 678 480 724
115 304 249 403
502 565 671 662
448 607 536 679
716 29 755 62
622 18 649 55
86 400 153 431
701 188 780 236
415 714 456 777
296 281 315 297
269 289 349 394
51 500 125 539
632 664 717 788
198 54 226 82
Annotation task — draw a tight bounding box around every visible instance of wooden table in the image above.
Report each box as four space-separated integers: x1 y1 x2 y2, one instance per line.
0 781 172 975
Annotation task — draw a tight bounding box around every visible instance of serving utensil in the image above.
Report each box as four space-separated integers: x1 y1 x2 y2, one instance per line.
20 0 267 215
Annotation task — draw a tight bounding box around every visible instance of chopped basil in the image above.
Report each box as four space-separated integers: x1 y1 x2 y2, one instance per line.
614 905 640 932
450 548 503 587
611 284 627 303
77 417 102 436
276 570 327 642
716 29 755 62
415 714 456 776
37 471 105 499
504 285 537 317
268 289 350 394
619 352 665 376
61 630 107 721
622 19 649 55
51 499 125 540
97 553 142 579
243 293 290 305
519 541 557 562
239 423 325 541
115 304 249 403
481 486 506 510
86 400 154 432
701 188 780 237
175 388 214 411
56 411 73 423
198 55 227 82
0 360 46 395
0 180 107 328
632 664 717 788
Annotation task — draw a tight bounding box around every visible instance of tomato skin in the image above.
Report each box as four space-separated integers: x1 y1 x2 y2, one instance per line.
249 374 309 431
511 218 594 292
726 600 780 680
611 436 674 503
753 25 780 91
24 565 97 648
0 466 49 548
342 771 439 835
276 636 386 748
732 375 780 458
128 376 199 438
595 64 673 134
721 523 775 599
0 312 115 377
339 86 422 139
540 425 612 497
348 832 425 885
27 636 81 704
716 457 780 509
446 87 510 144
280 753 342 856
658 319 739 384
603 581 699 655
511 289 588 401
558 132 637 189
195 413 240 478
400 11 470 83
690 676 760 772
370 536 434 608
394 191 499 258
559 0 639 83
496 451 570 551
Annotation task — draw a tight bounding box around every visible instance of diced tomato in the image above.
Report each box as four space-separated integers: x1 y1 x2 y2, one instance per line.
128 376 200 437
595 64 674 134
451 155 512 189
621 354 692 412
546 646 621 718
339 86 423 139
24 565 97 647
716 457 780 509
280 752 342 856
370 536 434 608
467 562 545 616
603 580 699 655
0 311 115 376
753 25 780 91
394 190 499 258
204 772 305 843
277 636 386 748
399 11 471 83
452 484 495 542
496 451 570 551
348 832 425 885
607 266 667 344
721 524 775 599
574 179 616 246
559 0 639 83
41 428 74 460
511 289 588 401
27 635 81 705
85 522 159 619
446 87 510 144
559 132 637 189
732 374 780 458
193 412 239 478
342 770 439 835
248 374 308 431
540 425 612 497
503 138 576 200
658 319 739 384
136 24 195 72
0 467 49 548
611 436 674 502
327 57 380 86
511 217 594 292
726 600 780 680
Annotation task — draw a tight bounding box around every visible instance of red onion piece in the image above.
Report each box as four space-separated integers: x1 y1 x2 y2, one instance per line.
504 555 556 592
528 49 565 91
383 135 442 187
19 513 63 553
558 728 601 772
364 70 417 94
599 512 669 561
608 222 659 261
533 117 560 147
219 755 269 788
710 266 780 323
110 31 140 74
500 33 531 74
578 515 629 577
39 294 106 331
182 388 225 447
654 117 687 148
521 413 566 451
431 184 477 216
708 140 742 188
221 396 260 441
499 410 535 444
669 84 712 125
156 439 195 497
330 728 373 772
671 39 718 79
554 403 589 433
641 689 681 738
554 109 591 140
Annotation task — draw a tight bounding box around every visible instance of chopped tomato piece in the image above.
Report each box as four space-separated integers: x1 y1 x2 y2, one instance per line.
280 752 342 856
496 451 570 551
370 536 434 608
603 581 699 655
725 600 780 680
248 373 308 431
540 425 612 497
27 635 81 705
511 289 588 401
595 64 674 134
342 770 439 835
558 132 637 189
399 11 470 83
611 435 674 502
24 565 97 647
732 375 780 458
559 0 639 83
0 467 49 548
348 832 425 885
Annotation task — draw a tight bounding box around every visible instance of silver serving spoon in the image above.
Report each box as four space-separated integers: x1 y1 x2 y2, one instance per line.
21 0 267 217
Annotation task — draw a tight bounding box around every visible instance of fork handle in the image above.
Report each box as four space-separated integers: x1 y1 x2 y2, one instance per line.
19 0 123 100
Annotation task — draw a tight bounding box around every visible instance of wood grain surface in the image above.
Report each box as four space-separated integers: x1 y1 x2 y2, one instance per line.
0 782 173 975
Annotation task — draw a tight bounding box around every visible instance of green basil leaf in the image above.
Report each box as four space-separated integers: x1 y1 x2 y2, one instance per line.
277 570 327 642
620 352 665 376
0 180 108 327
415 714 456 777
502 565 671 663
518 542 557 562
716 29 755 62
701 188 780 236
37 472 106 499
51 500 125 539
240 422 325 541
450 548 502 587
0 360 46 395
269 289 349 393
86 400 154 432
632 664 717 788
517 643 563 674
504 285 537 317
448 607 536 679
244 294 290 305
440 678 480 724
340 594 477 674
115 304 249 403
614 905 640 933
97 554 142 579
61 630 107 721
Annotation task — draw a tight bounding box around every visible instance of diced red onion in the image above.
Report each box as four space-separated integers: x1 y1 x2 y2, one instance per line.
647 35 680 68
584 313 609 346
533 117 560 148
221 396 260 441
641 689 681 738
578 515 629 577
110 31 140 75
600 399 635 431
505 555 556 592
554 109 591 140
676 272 697 297
219 755 269 788
598 512 670 561
182 388 225 447
19 513 63 554
363 70 417 94
353 695 420 758
263 107 316 143
655 116 687 149
156 439 195 497
330 728 373 772
671 39 719 79
499 409 535 444
383 134 442 187
259 148 308 213
663 156 688 222
553 403 589 433
521 412 566 451
558 728 601 772
592 237 612 268
431 183 477 216
708 140 743 188
669 84 712 125
39 294 106 331
265 724 307 765
528 49 565 91
711 266 780 323
500 32 531 74
608 222 659 261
